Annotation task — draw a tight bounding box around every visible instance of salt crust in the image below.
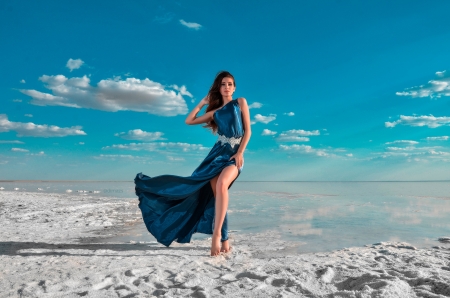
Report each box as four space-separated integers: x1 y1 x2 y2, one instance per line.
1 191 450 298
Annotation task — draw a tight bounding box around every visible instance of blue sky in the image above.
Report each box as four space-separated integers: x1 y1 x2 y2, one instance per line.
1 0 450 181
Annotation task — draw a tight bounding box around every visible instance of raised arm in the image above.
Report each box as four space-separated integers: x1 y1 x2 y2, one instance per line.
185 96 215 125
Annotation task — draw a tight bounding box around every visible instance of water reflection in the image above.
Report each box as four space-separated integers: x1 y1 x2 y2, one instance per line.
2 181 450 252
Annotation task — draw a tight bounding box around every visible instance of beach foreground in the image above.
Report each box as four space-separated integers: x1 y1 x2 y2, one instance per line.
1 191 449 297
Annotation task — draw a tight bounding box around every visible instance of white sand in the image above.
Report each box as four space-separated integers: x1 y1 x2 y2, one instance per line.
1 191 450 298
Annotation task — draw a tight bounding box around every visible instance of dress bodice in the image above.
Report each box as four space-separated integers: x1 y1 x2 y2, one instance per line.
213 99 244 138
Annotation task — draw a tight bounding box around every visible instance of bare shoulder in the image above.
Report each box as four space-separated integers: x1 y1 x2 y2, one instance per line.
237 97 248 106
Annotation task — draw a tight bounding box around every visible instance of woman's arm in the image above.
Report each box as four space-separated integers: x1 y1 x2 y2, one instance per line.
236 97 252 154
229 97 252 169
185 96 215 125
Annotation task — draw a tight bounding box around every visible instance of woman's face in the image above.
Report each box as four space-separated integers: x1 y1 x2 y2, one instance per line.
220 77 235 97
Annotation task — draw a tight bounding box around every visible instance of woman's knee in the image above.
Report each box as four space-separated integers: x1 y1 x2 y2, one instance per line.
215 179 228 193
215 166 238 194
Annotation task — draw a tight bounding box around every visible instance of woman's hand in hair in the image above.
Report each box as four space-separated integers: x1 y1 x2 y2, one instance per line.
185 95 214 125
198 95 210 108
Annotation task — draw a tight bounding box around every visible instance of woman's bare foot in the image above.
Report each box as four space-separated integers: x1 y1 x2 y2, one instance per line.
220 240 231 253
210 234 221 256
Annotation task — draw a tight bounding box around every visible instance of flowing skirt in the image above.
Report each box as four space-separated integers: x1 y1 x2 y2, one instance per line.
134 140 241 247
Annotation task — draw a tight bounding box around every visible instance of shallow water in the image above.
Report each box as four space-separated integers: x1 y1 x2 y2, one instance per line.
2 181 450 252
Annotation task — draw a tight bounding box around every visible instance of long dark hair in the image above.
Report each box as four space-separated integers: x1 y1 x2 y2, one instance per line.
204 71 235 132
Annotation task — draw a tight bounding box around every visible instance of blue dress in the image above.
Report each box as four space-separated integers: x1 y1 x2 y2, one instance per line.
134 99 244 247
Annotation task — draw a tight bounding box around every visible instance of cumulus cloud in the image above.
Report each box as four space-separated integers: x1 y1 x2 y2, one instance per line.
279 144 329 157
252 114 276 124
24 114 33 118
179 19 202 30
396 70 450 99
261 129 277 136
103 142 208 152
20 74 190 116
11 148 29 152
13 99 22 102
284 112 295 116
385 115 450 128
20 79 25 84
114 129 166 141
276 129 320 142
425 136 449 141
79 142 85 145
385 140 419 145
0 114 86 137
66 58 84 71
248 102 263 109
0 140 24 144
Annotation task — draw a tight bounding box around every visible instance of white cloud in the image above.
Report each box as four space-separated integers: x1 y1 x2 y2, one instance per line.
0 114 86 137
11 148 29 152
276 129 320 142
346 153 353 157
20 79 26 84
248 102 263 109
20 74 189 116
0 140 24 144
386 146 417 151
385 140 419 145
79 142 85 145
103 142 208 152
277 135 309 142
261 129 277 136
24 114 33 118
285 129 320 136
66 58 84 71
115 129 166 141
167 156 185 161
13 99 22 102
425 136 449 141
385 115 450 128
30 151 45 156
279 144 329 157
396 70 450 99
284 112 295 116
252 114 276 124
179 19 202 30
428 150 450 156
171 85 193 98
369 143 450 161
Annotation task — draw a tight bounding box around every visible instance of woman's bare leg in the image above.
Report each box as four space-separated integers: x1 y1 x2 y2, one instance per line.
210 165 238 256
210 174 230 253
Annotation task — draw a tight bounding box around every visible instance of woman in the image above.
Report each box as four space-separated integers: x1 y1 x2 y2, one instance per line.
134 71 251 256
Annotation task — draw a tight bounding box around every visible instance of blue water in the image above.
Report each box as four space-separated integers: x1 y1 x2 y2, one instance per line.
2 181 450 252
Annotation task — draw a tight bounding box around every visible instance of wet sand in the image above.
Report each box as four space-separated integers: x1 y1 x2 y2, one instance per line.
1 191 449 297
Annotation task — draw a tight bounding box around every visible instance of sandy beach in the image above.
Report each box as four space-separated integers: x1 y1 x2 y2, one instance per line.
1 191 450 298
